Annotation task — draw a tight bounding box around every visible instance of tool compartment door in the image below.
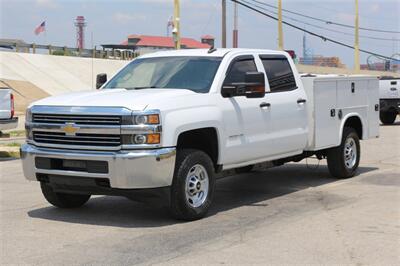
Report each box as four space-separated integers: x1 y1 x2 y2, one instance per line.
368 79 379 138
313 80 339 149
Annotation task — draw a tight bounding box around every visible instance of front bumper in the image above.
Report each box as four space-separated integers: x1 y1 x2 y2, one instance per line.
20 144 176 189
0 117 18 131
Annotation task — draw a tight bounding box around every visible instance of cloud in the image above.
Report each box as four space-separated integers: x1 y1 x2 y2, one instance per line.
35 0 58 8
112 12 147 24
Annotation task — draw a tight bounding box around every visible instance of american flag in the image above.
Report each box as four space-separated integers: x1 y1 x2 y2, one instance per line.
34 21 46 35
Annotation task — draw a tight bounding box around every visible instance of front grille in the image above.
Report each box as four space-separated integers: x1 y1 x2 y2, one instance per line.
33 131 121 147
32 114 121 125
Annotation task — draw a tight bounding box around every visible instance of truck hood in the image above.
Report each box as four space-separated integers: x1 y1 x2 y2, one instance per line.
32 88 196 111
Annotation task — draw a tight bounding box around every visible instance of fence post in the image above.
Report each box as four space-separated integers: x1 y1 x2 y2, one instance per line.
32 43 36 54
48 45 52 55
63 46 67 56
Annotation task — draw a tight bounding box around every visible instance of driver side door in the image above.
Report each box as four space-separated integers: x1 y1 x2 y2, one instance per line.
220 55 271 166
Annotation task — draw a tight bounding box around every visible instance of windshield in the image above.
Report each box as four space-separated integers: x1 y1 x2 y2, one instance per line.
104 56 222 93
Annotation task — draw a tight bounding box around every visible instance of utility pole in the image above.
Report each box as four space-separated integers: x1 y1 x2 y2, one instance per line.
222 0 227 48
173 0 181 49
278 0 283 50
354 0 360 72
233 1 238 48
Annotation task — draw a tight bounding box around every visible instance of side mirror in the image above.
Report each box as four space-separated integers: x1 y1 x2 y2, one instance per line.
221 72 265 98
96 73 107 89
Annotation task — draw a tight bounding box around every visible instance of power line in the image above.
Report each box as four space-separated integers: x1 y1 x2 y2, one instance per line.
231 0 397 61
243 0 400 42
248 0 400 34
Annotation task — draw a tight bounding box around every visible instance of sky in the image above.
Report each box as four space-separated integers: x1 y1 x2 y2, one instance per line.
0 0 399 67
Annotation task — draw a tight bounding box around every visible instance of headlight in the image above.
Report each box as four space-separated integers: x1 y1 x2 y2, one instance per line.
25 107 32 122
133 114 159 125
132 134 160 144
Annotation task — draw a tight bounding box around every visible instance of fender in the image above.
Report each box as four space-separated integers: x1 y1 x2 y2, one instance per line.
338 113 365 143
161 106 225 164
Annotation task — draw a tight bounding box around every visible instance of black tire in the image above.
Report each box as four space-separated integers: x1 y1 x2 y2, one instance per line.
40 182 91 208
327 127 360 179
170 149 215 221
234 164 254 174
380 111 397 125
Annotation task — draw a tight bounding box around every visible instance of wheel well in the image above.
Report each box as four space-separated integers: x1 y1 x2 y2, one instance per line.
344 116 362 139
177 128 219 167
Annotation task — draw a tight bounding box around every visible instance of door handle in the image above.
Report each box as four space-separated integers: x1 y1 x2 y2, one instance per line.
297 98 307 104
260 102 271 108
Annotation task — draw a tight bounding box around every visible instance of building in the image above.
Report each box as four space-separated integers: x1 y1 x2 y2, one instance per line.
299 55 346 68
121 34 214 54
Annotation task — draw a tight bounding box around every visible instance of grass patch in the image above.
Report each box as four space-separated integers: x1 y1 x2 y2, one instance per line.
0 151 20 158
8 130 26 137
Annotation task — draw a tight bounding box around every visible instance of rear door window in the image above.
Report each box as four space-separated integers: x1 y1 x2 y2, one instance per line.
260 55 297 92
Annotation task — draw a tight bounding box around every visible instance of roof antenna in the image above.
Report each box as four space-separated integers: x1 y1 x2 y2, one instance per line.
208 45 217 54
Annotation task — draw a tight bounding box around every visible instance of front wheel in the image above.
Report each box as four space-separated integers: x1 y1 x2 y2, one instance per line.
40 182 91 208
169 149 215 221
327 127 360 179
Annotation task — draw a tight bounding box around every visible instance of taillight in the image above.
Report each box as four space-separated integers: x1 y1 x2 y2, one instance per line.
10 93 15 118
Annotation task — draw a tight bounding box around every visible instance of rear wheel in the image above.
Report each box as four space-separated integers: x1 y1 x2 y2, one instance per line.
327 127 360 179
380 111 397 125
40 182 91 208
170 149 215 221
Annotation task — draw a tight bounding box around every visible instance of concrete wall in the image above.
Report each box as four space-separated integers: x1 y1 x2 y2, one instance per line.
0 51 128 96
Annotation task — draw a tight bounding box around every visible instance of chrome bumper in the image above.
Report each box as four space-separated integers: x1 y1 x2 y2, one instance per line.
20 144 176 189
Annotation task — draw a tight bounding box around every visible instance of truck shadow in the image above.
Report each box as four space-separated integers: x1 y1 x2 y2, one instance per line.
27 163 377 228
380 121 400 126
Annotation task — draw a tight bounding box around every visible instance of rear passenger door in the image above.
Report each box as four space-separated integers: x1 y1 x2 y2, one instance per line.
259 55 308 157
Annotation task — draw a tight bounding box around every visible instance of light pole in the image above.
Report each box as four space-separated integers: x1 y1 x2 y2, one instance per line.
173 0 181 49
354 0 360 72
222 0 227 48
278 0 284 50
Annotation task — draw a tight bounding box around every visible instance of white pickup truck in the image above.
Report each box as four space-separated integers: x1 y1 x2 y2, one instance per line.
379 76 399 124
0 87 18 133
21 49 379 220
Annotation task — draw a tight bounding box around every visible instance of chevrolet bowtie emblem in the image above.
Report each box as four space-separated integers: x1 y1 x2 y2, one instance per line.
61 123 80 136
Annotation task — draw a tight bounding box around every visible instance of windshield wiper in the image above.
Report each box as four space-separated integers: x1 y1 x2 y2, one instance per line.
125 86 158 90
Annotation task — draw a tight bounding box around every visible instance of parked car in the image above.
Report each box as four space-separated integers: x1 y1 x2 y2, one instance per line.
379 76 399 124
0 87 18 133
21 49 379 220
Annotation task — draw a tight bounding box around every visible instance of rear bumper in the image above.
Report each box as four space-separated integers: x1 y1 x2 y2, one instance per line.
380 98 400 113
0 117 18 131
20 143 176 189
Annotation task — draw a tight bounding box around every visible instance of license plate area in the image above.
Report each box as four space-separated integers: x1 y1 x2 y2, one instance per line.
63 159 86 170
35 157 108 174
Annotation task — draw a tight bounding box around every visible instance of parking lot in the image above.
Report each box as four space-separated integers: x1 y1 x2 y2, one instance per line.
0 121 399 265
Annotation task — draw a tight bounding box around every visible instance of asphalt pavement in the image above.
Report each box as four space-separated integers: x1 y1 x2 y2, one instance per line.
1 120 399 265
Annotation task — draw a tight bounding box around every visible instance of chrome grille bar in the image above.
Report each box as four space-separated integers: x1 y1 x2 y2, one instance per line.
33 114 121 125
33 132 121 147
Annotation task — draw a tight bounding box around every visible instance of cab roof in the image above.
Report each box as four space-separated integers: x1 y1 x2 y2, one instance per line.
138 48 289 58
